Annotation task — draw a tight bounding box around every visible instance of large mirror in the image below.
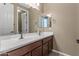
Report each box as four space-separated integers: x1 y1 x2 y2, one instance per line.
0 3 14 36
0 3 30 36
0 3 53 36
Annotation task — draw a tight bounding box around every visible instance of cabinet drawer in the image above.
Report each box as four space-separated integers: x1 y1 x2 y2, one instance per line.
0 53 8 56
31 40 42 49
32 46 42 56
43 36 53 44
7 40 42 56
7 45 32 56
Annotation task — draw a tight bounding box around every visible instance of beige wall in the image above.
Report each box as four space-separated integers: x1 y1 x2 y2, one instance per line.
43 3 77 55
76 4 79 55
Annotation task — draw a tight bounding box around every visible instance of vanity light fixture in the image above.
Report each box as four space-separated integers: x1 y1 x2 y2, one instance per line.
47 13 52 17
17 9 21 12
25 3 40 10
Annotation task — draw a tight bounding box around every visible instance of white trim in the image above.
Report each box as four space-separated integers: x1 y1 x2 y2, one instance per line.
52 49 71 56
27 10 29 33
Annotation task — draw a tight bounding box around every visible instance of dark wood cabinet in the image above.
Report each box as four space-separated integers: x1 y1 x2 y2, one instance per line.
7 40 42 56
0 36 53 56
43 43 48 56
32 46 42 56
48 39 53 53
43 36 53 55
24 52 31 56
43 37 52 44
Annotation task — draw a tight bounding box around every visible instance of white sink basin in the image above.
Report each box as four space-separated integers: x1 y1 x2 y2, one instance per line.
0 32 53 53
0 34 39 51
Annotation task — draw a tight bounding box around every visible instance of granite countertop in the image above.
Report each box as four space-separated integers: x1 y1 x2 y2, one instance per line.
0 32 53 54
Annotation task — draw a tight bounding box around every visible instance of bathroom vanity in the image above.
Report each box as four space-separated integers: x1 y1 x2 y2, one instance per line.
0 3 53 56
0 32 53 56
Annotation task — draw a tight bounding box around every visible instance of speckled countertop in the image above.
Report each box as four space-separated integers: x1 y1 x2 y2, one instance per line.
0 32 53 54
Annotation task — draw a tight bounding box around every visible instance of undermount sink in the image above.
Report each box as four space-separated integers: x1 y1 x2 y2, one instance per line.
0 32 53 53
0 34 39 51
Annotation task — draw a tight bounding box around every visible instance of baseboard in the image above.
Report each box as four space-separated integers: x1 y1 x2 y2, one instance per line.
52 49 71 56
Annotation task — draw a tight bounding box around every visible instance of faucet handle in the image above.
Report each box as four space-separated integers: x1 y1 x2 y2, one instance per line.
20 32 23 39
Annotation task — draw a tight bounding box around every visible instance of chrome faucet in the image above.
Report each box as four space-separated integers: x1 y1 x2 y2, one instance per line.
38 30 41 35
20 32 23 39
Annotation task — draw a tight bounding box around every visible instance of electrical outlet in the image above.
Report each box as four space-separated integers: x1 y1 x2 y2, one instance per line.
76 39 79 43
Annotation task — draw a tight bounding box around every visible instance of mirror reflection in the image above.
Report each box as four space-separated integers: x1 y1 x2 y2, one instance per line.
0 3 14 36
17 7 29 34
39 16 52 28
0 3 53 36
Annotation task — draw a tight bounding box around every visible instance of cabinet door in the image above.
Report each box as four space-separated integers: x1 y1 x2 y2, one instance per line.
48 40 53 53
24 52 31 56
32 46 42 56
43 43 48 56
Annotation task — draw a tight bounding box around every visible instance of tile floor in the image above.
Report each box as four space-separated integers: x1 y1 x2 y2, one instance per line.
49 51 63 56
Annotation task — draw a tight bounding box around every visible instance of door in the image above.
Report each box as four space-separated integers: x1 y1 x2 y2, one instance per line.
21 13 27 33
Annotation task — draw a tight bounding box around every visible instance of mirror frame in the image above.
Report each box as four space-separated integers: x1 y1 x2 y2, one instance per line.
17 7 29 34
